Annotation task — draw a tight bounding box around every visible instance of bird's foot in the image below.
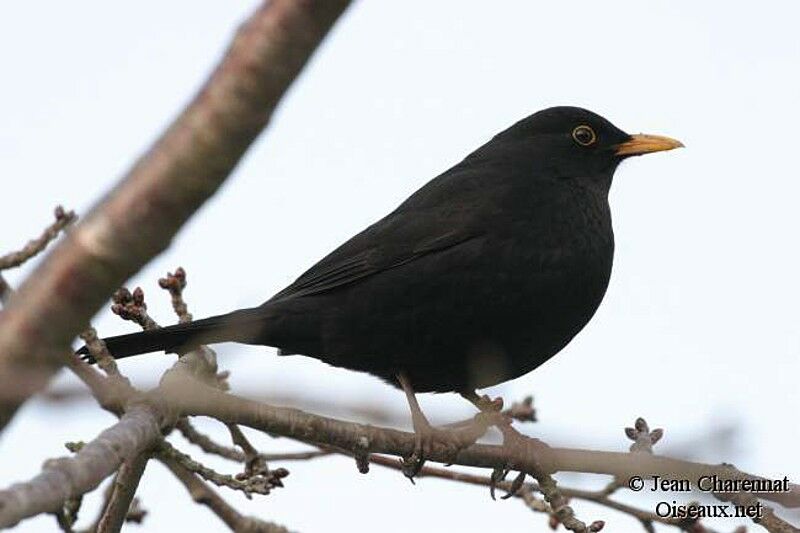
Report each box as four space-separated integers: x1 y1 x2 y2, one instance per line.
401 419 485 480
403 392 512 481
487 421 551 500
451 391 509 434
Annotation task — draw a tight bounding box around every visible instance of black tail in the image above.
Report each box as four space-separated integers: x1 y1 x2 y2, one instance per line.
76 308 268 363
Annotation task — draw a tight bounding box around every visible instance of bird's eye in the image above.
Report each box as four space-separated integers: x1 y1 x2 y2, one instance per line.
572 125 597 147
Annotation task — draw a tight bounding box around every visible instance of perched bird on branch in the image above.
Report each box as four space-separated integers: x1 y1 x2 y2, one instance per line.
79 107 682 467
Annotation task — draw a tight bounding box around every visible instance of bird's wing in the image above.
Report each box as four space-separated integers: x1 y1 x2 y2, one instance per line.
268 211 479 302
268 155 509 304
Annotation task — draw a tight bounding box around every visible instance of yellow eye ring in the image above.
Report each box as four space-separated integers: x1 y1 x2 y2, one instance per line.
572 125 597 146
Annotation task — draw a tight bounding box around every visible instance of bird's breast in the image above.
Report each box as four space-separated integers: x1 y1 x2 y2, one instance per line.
471 186 614 373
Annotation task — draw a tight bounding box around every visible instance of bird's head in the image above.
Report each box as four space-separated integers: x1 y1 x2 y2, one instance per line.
478 106 683 188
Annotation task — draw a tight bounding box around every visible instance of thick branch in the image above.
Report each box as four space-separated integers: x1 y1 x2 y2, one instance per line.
0 0 352 432
3 365 797 530
0 404 162 529
95 453 150 533
162 377 800 510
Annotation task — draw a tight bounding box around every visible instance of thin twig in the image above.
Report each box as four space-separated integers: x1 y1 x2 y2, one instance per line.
176 418 245 462
78 327 121 377
177 418 330 463
111 287 158 331
160 455 289 533
366 454 730 533
0 206 76 270
157 440 284 498
159 267 192 323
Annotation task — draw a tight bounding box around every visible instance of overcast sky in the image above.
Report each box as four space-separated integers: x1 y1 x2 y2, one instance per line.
1 1 799 531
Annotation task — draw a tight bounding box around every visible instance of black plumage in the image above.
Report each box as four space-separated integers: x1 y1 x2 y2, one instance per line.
79 106 682 397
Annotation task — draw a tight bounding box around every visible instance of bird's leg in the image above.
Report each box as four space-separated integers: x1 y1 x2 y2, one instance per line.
460 390 549 499
461 390 504 413
446 390 508 432
397 372 475 479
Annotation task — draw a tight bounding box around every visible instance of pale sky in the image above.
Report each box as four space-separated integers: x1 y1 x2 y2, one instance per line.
1 1 799 531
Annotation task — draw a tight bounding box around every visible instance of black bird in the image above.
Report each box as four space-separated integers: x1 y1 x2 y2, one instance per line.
79 107 681 460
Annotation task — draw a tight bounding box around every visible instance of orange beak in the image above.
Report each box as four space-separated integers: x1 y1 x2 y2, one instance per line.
615 134 684 157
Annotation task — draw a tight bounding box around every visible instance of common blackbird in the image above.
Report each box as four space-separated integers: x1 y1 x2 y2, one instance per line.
79 107 682 460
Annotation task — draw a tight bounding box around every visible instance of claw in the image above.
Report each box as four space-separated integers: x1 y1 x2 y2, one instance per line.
490 466 510 500
461 390 505 413
480 403 549 501
398 372 483 480
476 394 504 412
400 456 421 482
401 419 473 480
501 471 527 499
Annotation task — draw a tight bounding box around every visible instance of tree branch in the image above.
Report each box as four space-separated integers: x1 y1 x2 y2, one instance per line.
0 0 352 433
95 453 150 533
160 376 800 511
0 403 162 528
160 456 289 533
157 440 283 498
3 362 797 530
177 418 330 464
0 206 76 271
